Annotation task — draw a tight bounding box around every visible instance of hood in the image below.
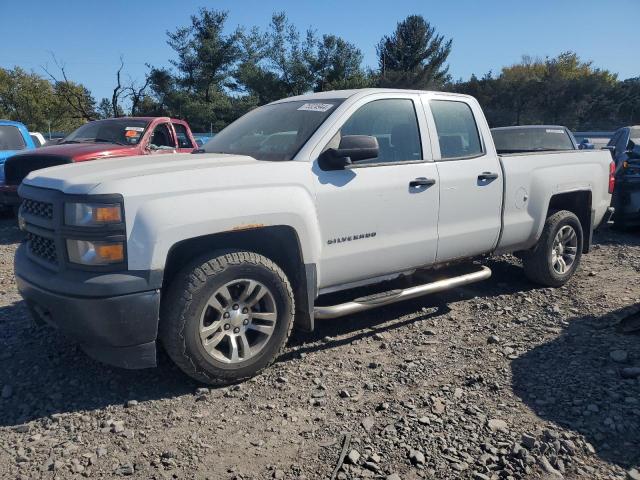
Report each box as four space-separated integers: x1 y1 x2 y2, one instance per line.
12 142 138 161
23 152 268 194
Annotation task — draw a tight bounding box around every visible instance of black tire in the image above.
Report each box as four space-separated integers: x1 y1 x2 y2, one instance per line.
160 250 295 385
522 210 583 287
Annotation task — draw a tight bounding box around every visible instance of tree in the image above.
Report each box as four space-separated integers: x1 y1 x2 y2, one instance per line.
377 15 452 89
452 52 625 130
0 66 93 132
42 55 98 122
616 77 640 126
537 52 617 128
0 67 53 130
167 8 242 100
497 55 547 125
313 35 370 91
235 24 290 105
236 13 370 105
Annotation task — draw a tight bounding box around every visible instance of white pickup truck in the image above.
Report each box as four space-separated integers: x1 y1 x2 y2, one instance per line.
15 89 615 384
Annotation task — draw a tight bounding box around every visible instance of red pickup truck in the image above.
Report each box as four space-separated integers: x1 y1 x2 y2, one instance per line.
0 117 197 209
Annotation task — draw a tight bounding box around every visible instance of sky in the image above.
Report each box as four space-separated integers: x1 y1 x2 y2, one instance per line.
2 0 638 102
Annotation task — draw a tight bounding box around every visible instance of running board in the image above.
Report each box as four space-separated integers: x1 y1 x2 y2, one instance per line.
314 265 491 319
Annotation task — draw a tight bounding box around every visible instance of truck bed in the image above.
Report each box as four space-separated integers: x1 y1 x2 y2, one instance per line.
495 149 612 254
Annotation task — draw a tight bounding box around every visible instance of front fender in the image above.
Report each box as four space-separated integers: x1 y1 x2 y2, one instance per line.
125 185 321 272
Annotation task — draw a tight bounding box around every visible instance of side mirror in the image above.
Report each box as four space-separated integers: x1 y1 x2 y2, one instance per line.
321 135 379 169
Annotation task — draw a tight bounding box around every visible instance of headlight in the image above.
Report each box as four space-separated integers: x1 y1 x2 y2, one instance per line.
64 202 122 227
66 239 125 265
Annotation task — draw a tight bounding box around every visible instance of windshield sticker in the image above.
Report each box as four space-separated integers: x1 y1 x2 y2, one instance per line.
546 129 565 134
125 130 141 138
297 103 334 113
125 126 145 132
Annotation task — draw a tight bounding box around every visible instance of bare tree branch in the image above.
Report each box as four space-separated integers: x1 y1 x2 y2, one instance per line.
41 52 95 121
124 72 151 116
111 56 124 117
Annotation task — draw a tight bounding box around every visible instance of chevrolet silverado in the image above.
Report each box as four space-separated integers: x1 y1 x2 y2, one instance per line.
15 89 615 384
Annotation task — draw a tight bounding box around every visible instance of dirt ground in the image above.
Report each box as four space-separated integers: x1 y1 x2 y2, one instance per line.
0 219 638 480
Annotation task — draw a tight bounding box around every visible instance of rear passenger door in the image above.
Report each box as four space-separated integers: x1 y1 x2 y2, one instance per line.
423 95 503 262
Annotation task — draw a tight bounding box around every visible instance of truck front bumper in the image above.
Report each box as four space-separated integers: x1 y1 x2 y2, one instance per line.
15 245 161 369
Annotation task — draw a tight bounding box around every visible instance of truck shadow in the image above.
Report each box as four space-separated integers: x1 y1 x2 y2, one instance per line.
0 300 197 428
0 258 537 427
286 257 538 356
594 225 640 247
0 217 24 245
511 305 640 470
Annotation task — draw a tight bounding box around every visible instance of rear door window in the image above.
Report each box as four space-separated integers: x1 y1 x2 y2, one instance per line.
149 123 175 148
173 123 194 149
0 126 26 151
429 100 483 159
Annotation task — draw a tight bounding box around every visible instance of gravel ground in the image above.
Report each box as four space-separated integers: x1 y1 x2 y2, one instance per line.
0 219 638 480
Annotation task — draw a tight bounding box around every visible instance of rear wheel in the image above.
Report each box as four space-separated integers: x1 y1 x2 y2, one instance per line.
160 250 295 385
523 210 583 287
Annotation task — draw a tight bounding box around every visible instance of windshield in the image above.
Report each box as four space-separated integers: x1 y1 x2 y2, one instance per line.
201 100 344 161
492 127 575 153
0 126 26 151
63 119 150 146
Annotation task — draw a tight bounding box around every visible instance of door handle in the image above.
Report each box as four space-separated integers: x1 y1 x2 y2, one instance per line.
409 177 436 187
478 172 499 181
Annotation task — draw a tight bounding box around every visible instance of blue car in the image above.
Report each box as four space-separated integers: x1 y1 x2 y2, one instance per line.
0 120 35 182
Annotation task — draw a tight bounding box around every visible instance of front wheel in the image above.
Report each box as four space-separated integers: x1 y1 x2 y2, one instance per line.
160 250 295 385
522 210 583 287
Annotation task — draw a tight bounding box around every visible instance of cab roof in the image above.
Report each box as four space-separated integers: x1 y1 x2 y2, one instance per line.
269 88 473 104
0 119 29 128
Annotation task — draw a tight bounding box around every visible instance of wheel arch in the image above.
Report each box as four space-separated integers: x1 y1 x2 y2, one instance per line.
545 190 593 253
162 225 316 332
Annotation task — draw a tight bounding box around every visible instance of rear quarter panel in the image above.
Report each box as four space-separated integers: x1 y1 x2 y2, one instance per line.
496 149 612 253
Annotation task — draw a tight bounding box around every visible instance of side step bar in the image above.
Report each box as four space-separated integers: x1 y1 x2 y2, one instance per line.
314 265 491 319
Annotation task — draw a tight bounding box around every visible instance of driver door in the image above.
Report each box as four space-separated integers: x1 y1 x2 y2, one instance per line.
312 94 440 289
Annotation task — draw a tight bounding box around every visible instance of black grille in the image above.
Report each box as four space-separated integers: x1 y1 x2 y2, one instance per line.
22 198 53 220
27 233 58 265
4 154 72 185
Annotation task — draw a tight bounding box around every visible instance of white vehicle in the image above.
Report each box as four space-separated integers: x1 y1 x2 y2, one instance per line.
15 89 615 384
28 132 47 148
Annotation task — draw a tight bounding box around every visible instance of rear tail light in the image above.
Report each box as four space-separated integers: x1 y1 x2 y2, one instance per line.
608 161 615 194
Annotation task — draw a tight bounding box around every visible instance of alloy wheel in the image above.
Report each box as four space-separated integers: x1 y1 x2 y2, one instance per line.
199 279 277 364
551 225 578 274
